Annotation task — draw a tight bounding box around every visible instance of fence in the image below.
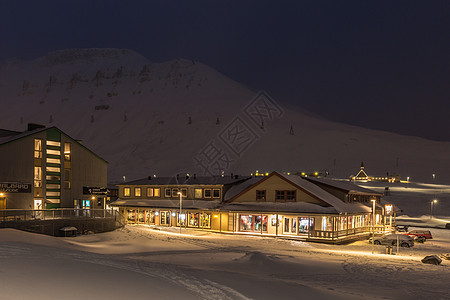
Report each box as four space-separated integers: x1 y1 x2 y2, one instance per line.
0 208 126 236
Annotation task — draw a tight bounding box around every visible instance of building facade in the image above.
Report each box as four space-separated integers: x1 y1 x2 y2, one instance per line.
112 172 396 243
0 124 107 210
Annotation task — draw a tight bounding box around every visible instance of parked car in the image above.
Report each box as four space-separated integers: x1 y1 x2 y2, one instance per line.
395 225 409 232
369 234 415 248
404 230 433 240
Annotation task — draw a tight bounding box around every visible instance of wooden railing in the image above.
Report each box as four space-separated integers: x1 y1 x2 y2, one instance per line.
309 225 387 240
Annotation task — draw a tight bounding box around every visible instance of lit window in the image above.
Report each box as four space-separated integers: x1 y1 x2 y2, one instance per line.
135 187 141 197
46 184 61 189
46 166 60 173
34 139 42 158
46 158 61 164
147 188 154 197
64 143 71 161
213 189 220 198
46 149 60 156
46 175 60 181
154 188 160 197
46 191 60 197
34 166 42 187
124 187 131 197
204 189 211 198
46 140 61 147
194 188 202 199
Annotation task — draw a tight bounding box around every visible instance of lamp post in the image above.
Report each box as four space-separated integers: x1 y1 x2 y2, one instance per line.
177 192 183 233
430 199 438 219
371 199 376 254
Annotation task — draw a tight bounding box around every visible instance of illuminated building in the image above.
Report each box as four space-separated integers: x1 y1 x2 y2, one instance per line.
0 124 107 210
112 171 397 243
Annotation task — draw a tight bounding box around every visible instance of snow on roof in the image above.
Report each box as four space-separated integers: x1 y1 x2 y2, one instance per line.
110 199 221 210
277 173 371 213
305 177 383 195
119 176 251 186
223 177 264 201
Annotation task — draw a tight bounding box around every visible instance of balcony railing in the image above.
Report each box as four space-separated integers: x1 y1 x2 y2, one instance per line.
0 208 121 222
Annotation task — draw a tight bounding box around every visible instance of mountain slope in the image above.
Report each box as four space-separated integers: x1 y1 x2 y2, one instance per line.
1 48 449 183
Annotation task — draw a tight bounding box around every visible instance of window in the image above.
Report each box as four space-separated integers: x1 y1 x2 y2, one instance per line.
194 188 202 199
181 188 187 197
34 166 42 187
256 190 266 201
46 149 60 156
64 143 71 161
124 187 131 197
213 189 220 198
147 188 154 197
46 140 61 147
171 188 179 197
46 175 60 181
154 188 160 197
64 169 71 189
46 184 60 189
165 188 171 197
46 191 60 197
46 166 60 173
135 187 141 197
275 190 296 202
204 189 211 198
34 139 42 158
46 158 61 164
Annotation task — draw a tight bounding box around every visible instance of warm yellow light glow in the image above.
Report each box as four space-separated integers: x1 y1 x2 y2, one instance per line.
314 172 318 176
301 172 306 176
265 172 269 176
0 192 4 197
213 214 218 218
433 199 438 203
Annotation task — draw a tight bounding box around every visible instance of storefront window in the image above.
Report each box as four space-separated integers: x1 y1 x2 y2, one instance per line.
127 210 136 223
138 211 145 223
298 217 313 233
240 215 253 231
239 214 267 232
188 212 199 227
177 213 186 226
146 211 155 224
322 216 333 231
199 213 211 228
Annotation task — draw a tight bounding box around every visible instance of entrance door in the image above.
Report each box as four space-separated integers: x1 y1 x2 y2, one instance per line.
160 211 170 226
283 217 297 235
34 199 43 219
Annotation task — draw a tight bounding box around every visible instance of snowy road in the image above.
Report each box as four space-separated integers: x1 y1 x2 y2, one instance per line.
0 226 449 300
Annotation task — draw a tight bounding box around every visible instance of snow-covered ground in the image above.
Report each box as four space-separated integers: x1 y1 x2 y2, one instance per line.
1 225 449 300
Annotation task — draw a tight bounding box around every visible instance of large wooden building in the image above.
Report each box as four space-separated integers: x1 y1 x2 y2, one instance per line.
0 124 108 210
111 172 397 243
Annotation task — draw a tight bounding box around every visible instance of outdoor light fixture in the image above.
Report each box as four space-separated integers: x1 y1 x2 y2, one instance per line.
430 199 438 219
371 199 376 254
178 192 183 233
155 211 159 216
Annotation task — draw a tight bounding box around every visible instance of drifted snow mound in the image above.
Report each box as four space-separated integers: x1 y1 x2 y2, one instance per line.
2 48 450 183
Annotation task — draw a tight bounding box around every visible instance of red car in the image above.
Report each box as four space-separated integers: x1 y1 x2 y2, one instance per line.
404 230 433 240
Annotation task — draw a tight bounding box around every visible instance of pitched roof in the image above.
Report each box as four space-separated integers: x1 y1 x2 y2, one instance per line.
0 126 108 164
223 172 371 214
118 175 251 186
305 177 383 196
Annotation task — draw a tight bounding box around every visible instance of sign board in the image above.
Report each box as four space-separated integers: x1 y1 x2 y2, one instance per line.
83 186 108 195
0 182 32 193
385 204 394 215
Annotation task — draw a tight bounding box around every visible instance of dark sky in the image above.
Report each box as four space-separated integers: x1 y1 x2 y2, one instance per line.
1 1 449 140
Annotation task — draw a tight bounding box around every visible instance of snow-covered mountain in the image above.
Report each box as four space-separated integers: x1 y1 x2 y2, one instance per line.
1 48 449 183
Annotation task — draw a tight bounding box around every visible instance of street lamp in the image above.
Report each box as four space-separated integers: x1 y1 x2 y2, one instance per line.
371 199 376 254
430 199 438 219
177 192 183 233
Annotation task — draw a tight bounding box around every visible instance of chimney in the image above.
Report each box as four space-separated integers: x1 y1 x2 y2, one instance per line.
194 174 196 179
27 123 45 131
147 176 152 180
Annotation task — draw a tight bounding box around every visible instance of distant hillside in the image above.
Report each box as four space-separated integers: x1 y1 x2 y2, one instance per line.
1 48 449 184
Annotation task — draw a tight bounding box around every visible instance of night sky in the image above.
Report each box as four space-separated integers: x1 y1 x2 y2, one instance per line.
1 1 449 140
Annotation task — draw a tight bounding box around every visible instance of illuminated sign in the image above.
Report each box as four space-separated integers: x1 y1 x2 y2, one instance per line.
0 182 32 193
